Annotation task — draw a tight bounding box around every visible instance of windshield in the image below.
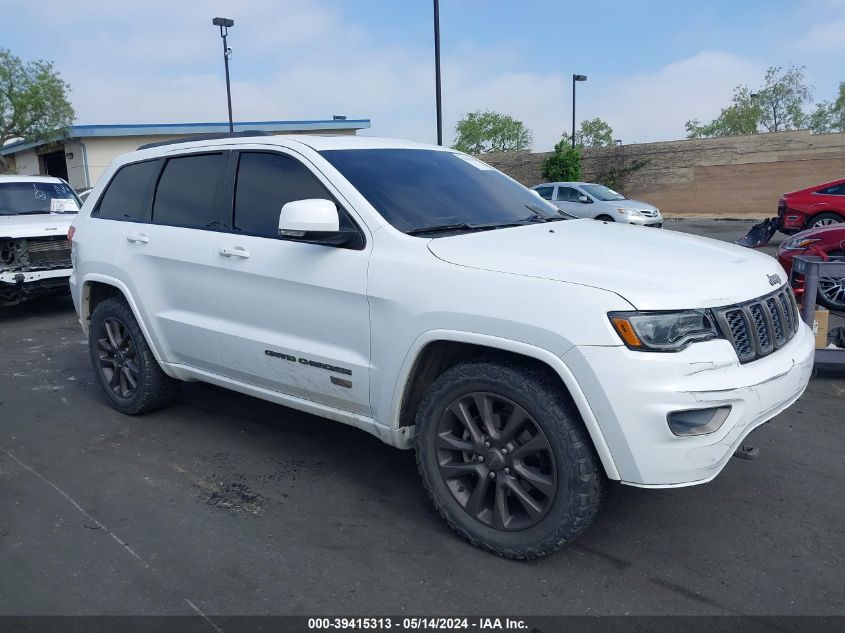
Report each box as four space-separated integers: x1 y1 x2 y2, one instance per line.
0 181 81 215
320 149 567 234
580 184 626 201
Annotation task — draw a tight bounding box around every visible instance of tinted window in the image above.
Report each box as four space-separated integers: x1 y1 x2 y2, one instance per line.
152 154 225 229
534 186 554 200
96 160 160 221
234 152 336 237
555 186 581 202
817 184 845 196
320 149 563 233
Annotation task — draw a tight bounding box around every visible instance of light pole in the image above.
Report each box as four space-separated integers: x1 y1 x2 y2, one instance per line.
433 0 443 145
572 74 587 148
212 17 235 133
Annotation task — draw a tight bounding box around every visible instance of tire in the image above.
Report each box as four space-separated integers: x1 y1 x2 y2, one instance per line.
89 297 179 415
816 250 845 311
415 358 603 559
595 215 615 222
806 212 843 229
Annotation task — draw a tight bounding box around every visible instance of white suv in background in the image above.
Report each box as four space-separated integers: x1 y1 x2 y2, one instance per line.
1 175 80 306
69 134 813 558
533 181 663 227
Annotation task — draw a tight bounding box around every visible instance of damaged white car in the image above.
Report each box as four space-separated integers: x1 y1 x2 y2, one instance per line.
0 175 80 306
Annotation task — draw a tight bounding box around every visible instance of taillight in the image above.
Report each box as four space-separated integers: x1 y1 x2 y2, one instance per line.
67 226 76 241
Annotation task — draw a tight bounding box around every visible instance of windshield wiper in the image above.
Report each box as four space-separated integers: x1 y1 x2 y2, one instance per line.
9 210 52 215
406 223 480 236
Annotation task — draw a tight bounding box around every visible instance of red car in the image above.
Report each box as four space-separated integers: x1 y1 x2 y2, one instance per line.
777 224 845 310
778 177 845 233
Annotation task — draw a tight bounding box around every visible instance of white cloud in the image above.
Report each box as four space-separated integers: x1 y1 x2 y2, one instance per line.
1 0 772 149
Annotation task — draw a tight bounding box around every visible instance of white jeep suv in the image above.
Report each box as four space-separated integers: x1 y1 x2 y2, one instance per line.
1 175 80 306
69 134 814 558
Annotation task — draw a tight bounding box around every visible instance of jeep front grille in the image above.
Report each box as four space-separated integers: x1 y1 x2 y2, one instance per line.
714 286 800 363
26 237 71 268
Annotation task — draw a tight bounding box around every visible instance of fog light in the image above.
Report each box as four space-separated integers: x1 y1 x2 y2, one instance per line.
667 406 731 437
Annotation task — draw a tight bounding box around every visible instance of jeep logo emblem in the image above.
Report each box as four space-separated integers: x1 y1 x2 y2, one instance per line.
767 273 782 286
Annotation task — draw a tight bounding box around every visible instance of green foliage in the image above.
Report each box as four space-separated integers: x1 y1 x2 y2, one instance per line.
575 117 614 147
757 65 812 132
685 65 812 138
685 86 761 138
810 82 845 134
452 110 533 154
0 49 75 158
541 138 582 182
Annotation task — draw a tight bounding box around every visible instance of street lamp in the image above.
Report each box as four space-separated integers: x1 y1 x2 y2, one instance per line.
212 17 235 133
433 0 443 145
572 74 587 149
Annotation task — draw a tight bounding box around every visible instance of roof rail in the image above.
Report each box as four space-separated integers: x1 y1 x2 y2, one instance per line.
137 130 274 150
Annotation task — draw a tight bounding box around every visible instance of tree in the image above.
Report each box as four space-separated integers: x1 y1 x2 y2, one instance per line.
685 65 812 138
685 86 761 138
541 137 581 182
810 82 845 134
0 49 74 170
452 110 533 153
757 65 812 132
575 117 614 147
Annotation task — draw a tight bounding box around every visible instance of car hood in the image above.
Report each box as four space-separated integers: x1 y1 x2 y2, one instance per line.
427 220 787 310
614 199 657 212
0 213 76 238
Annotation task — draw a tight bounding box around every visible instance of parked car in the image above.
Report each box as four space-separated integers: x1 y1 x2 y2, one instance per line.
532 181 662 227
70 135 813 558
777 223 845 311
0 175 80 306
778 177 845 233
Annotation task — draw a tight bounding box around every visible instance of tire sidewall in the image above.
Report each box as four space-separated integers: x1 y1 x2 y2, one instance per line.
416 362 597 554
89 299 153 413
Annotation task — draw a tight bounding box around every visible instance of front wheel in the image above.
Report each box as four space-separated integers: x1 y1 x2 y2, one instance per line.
415 358 603 559
816 250 845 311
595 214 615 222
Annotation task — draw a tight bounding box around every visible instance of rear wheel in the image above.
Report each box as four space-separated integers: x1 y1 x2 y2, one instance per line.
89 297 179 414
806 212 843 229
415 358 603 559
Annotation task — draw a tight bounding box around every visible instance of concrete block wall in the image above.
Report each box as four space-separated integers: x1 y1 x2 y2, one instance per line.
482 130 845 217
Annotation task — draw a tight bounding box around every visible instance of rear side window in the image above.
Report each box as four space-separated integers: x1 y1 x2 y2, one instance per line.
153 153 226 229
534 186 554 200
233 152 341 238
95 160 160 221
556 186 581 202
817 184 845 196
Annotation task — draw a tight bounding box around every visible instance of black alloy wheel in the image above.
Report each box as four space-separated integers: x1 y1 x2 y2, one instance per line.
96 317 140 399
435 392 557 531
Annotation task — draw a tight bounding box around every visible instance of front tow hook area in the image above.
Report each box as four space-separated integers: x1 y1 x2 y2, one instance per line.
733 444 760 460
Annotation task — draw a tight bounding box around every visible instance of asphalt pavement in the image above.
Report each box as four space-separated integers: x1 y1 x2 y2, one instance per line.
1 220 843 617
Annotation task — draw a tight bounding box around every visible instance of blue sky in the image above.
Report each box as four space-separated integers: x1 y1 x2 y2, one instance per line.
2 0 843 149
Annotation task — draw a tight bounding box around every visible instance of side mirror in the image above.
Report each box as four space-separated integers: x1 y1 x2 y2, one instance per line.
278 199 356 246
578 195 591 203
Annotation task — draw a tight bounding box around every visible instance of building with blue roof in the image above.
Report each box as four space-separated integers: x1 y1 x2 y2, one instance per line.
0 118 371 190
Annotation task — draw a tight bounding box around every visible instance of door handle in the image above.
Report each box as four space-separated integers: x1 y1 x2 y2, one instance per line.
219 246 251 259
126 233 149 244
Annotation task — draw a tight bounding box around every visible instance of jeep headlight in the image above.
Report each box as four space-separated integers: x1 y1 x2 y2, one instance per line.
609 310 720 351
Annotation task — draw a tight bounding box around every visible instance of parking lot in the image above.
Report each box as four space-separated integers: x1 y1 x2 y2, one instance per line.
1 220 843 617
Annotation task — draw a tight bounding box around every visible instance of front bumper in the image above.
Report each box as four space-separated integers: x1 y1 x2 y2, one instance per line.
0 268 72 304
626 214 663 227
563 322 815 487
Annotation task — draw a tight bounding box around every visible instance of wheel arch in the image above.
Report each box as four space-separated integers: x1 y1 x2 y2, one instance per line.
79 274 164 362
392 331 621 480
